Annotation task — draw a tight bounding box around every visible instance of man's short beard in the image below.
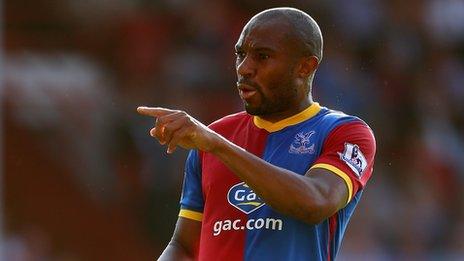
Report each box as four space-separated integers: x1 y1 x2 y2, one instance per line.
244 103 268 116
244 101 292 116
244 88 296 116
243 68 299 117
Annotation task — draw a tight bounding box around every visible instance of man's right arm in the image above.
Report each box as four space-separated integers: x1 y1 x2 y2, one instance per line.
158 217 202 261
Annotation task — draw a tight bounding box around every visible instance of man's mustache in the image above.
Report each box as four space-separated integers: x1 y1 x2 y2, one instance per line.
236 80 260 90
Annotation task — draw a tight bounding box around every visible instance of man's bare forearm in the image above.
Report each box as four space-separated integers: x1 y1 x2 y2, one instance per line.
209 136 343 224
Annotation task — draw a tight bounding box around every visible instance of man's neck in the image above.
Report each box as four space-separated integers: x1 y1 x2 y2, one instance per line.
258 97 313 123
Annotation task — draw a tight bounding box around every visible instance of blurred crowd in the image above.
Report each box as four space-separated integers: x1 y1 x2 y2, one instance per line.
3 0 464 260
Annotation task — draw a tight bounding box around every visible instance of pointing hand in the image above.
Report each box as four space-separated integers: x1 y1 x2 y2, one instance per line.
137 107 221 154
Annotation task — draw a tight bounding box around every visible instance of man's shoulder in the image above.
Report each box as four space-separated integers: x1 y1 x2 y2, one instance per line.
208 111 251 131
318 107 369 126
315 106 374 136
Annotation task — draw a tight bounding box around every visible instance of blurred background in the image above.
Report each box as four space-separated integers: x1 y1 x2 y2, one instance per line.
3 0 464 260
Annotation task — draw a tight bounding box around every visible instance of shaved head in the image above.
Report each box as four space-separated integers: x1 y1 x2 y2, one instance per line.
235 7 323 120
244 7 323 62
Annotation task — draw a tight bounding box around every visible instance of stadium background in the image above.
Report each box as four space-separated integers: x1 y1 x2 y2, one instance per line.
3 0 464 260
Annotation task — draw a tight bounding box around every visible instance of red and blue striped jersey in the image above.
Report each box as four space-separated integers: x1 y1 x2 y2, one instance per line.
179 103 376 261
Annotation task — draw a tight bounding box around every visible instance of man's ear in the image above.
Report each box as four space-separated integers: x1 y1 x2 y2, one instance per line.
298 56 319 78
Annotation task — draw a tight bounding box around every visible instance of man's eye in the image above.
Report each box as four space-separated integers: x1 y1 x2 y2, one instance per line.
258 53 270 60
235 51 245 59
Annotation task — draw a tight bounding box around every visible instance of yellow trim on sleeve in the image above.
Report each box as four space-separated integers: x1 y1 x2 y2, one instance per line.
310 163 353 205
253 103 321 132
179 209 203 221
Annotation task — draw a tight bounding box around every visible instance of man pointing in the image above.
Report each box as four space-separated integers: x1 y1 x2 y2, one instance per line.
138 7 376 261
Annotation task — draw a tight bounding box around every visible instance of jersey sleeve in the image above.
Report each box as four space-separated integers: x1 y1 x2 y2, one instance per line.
179 149 204 222
310 120 376 205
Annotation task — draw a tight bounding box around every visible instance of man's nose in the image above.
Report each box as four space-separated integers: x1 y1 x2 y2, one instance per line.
236 56 255 78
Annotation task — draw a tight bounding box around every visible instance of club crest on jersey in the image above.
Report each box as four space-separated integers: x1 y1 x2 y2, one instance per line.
338 142 367 177
289 131 315 154
227 182 265 214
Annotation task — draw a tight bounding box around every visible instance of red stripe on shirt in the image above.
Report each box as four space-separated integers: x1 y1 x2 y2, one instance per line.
327 213 338 261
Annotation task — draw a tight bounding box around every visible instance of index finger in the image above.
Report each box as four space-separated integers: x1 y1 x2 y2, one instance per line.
137 106 177 117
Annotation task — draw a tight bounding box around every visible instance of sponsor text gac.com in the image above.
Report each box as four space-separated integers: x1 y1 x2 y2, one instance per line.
213 217 283 236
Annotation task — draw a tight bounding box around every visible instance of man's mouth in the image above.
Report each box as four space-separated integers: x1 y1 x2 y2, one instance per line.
237 82 258 100
239 89 257 99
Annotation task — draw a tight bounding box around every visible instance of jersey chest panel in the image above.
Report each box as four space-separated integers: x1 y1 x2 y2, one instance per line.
198 118 268 260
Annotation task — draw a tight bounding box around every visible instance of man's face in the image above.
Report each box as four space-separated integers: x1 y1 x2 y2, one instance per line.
235 19 301 117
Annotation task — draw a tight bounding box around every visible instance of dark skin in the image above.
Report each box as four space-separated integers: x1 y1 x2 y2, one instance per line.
138 14 348 261
235 17 312 121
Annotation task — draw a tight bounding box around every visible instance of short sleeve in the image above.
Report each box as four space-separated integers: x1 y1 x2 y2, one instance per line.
179 149 204 221
310 120 376 204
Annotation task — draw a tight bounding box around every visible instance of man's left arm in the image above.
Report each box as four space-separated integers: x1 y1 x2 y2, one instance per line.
137 107 375 224
207 119 376 224
212 142 351 224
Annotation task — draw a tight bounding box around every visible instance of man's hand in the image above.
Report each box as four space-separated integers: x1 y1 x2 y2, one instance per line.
137 107 221 154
